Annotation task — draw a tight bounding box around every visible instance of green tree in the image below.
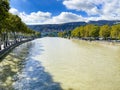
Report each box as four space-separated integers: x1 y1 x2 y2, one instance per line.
99 25 111 40
84 24 92 37
111 24 120 39
71 27 80 38
58 31 67 37
0 0 10 21
79 26 84 37
0 0 40 49
0 0 10 48
89 25 100 38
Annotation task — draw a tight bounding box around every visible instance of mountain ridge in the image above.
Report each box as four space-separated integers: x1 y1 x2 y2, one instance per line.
28 20 120 32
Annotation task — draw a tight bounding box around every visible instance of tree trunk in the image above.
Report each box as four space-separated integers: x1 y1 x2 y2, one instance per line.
13 32 17 43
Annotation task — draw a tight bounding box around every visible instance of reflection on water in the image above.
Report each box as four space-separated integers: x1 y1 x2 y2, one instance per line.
0 43 31 90
1 37 120 90
0 40 62 90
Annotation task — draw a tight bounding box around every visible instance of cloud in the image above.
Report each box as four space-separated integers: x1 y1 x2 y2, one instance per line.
9 8 87 25
9 8 52 24
63 0 102 15
9 1 120 25
19 11 51 24
63 0 120 18
48 12 86 24
9 8 20 15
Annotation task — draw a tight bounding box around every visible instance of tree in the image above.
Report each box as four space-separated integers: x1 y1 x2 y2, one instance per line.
71 27 81 38
0 0 10 49
89 25 100 38
58 31 67 37
84 24 92 37
0 0 10 21
99 25 111 40
111 24 120 39
0 0 40 50
79 26 84 37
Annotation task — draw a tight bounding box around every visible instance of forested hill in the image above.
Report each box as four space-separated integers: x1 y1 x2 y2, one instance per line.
28 20 120 32
28 22 86 32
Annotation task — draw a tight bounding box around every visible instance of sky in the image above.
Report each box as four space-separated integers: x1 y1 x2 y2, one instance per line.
9 0 120 25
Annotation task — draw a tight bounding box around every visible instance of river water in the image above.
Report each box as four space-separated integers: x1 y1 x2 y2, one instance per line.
0 37 120 90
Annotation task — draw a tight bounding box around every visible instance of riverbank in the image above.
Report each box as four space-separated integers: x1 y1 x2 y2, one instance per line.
93 40 120 46
0 38 34 59
71 38 120 46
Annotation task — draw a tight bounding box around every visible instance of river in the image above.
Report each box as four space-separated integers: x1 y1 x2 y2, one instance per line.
0 37 120 90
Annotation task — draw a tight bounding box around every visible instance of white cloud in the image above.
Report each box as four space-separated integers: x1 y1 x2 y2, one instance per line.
63 0 102 15
9 8 87 25
63 0 120 19
9 0 120 25
9 8 52 24
48 12 86 24
9 8 20 15
19 11 51 24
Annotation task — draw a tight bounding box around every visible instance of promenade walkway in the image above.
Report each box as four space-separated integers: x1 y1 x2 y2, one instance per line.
0 38 33 59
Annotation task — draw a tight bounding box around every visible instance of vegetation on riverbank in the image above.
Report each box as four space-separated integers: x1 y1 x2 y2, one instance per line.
58 24 120 41
0 0 40 50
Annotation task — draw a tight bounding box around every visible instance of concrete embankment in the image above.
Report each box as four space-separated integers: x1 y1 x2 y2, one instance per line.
0 39 34 59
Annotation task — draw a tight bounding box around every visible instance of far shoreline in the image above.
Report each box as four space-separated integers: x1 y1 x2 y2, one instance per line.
71 38 120 46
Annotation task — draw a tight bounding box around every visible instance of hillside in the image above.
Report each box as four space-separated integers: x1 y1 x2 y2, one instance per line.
28 20 120 32
28 20 120 36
